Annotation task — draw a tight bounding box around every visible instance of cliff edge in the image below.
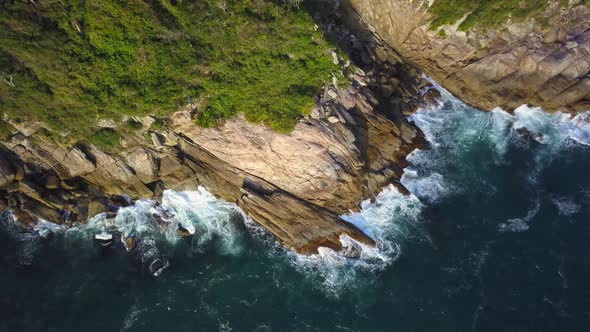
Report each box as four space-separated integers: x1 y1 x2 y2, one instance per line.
345 0 590 113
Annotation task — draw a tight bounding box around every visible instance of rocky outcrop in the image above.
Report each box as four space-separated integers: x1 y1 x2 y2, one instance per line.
344 0 590 113
0 54 427 255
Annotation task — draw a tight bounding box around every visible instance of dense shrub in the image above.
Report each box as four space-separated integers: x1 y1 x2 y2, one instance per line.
0 0 341 140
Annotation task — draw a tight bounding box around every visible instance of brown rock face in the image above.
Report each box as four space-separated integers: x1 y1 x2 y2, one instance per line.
345 0 590 113
0 62 426 255
0 10 433 255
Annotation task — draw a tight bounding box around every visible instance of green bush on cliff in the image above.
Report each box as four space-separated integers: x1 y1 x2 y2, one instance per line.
429 0 550 31
89 128 120 150
0 0 341 140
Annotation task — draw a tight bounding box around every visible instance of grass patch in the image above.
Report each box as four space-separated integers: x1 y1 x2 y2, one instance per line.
0 0 342 139
88 128 120 150
126 119 143 131
151 118 166 130
429 0 551 31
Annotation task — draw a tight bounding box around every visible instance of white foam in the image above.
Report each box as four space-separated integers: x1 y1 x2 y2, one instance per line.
286 185 422 295
499 197 540 232
551 196 581 216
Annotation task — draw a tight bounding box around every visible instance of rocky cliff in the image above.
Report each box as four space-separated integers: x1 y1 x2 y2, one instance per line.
0 41 428 255
344 0 590 113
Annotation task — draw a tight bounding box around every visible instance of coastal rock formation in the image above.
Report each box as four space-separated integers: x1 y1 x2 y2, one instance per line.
344 0 590 113
0 56 427 254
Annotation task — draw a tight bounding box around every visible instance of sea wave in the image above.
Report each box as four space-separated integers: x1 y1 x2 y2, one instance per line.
2 77 588 295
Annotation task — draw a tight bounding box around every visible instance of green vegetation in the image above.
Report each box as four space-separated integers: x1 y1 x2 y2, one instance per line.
429 0 551 31
88 128 120 150
0 0 342 143
126 119 143 131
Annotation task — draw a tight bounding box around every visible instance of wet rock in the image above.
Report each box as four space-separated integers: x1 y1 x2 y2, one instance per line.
422 88 442 105
95 232 113 247
109 195 131 208
150 206 173 230
516 127 544 143
122 235 137 252
88 199 108 218
176 224 193 238
339 243 361 258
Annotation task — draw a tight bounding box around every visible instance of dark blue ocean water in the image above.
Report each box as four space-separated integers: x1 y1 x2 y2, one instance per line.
1 88 589 332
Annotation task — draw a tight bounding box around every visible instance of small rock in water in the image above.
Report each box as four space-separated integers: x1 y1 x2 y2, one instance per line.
122 236 137 252
339 244 361 258
516 127 544 143
422 88 442 105
176 223 194 238
149 206 174 231
95 232 113 247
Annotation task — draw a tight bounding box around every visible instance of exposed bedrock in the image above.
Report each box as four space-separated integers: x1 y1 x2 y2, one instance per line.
0 54 428 254
344 0 590 113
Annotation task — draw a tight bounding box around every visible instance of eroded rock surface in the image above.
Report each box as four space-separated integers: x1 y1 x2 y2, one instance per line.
0 61 426 254
345 0 590 113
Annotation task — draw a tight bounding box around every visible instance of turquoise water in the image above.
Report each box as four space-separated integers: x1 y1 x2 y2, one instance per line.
1 87 589 331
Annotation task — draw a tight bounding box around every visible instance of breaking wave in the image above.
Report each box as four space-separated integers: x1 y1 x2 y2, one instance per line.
4 187 247 275
403 78 590 204
287 185 423 295
2 77 589 297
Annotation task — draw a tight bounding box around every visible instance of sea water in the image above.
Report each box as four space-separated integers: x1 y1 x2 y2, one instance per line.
1 84 589 331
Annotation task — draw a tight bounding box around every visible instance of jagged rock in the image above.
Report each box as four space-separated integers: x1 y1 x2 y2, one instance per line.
347 1 590 113
339 243 361 258
158 154 182 177
83 146 153 198
327 116 340 123
45 175 60 189
176 224 193 238
151 133 163 149
331 50 339 65
95 232 113 246
125 148 157 184
0 156 14 188
123 236 136 252
9 121 42 137
422 88 442 105
0 33 427 255
88 199 108 218
14 166 24 181
516 127 544 144
327 89 339 99
21 200 62 224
